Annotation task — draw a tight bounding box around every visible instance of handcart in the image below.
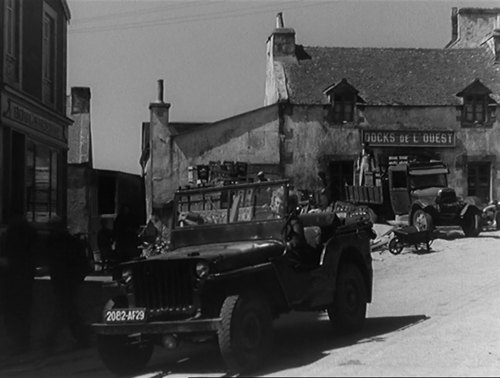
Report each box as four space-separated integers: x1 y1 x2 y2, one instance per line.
388 225 433 255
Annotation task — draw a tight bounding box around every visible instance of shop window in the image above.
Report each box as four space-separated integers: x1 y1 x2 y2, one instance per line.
42 3 57 107
4 0 21 84
26 141 60 222
457 79 497 127
324 78 365 125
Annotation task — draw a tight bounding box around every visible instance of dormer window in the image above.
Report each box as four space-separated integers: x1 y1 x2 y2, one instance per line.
324 78 365 124
457 79 497 127
463 95 487 123
332 94 355 123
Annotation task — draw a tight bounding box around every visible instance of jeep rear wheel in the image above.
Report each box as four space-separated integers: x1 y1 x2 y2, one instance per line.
412 209 434 232
97 334 153 376
328 264 367 334
462 211 481 237
218 295 273 374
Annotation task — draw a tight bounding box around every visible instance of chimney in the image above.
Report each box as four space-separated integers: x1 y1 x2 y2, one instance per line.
267 12 296 60
276 12 284 28
147 80 173 218
451 7 458 44
493 29 500 62
447 8 500 48
68 87 92 166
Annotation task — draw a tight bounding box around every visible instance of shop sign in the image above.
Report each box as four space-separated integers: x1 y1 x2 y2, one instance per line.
362 129 455 147
2 98 64 140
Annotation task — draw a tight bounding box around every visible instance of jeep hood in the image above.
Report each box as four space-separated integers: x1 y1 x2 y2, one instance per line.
146 240 285 272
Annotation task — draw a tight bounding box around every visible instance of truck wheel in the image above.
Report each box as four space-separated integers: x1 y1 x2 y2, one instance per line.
328 264 367 334
462 211 481 237
97 334 153 376
412 209 434 232
218 295 273 374
495 211 500 231
388 237 403 255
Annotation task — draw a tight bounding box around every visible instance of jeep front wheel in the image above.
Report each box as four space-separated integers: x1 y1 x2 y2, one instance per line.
328 264 367 334
412 209 434 232
462 211 481 237
218 295 273 374
97 334 153 376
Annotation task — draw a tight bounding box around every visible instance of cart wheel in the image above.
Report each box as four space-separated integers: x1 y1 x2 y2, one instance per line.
389 237 403 255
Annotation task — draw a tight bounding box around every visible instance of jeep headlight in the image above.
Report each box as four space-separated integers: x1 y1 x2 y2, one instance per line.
121 268 133 285
195 261 210 279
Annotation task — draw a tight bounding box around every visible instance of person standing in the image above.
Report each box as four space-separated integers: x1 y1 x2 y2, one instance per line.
1 213 38 356
97 217 115 271
43 217 91 352
113 204 140 263
356 142 377 186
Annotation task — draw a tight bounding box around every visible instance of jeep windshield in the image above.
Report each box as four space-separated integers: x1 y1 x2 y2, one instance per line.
173 180 289 228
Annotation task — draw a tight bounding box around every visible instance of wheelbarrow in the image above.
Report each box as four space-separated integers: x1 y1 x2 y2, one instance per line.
388 225 433 255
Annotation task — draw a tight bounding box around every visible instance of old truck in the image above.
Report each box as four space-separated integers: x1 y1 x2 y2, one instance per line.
341 160 482 236
92 179 375 375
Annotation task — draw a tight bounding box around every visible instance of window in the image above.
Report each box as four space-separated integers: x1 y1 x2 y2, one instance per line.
324 78 364 125
463 95 487 123
42 4 57 106
26 141 60 222
4 0 21 83
333 94 355 123
457 79 497 127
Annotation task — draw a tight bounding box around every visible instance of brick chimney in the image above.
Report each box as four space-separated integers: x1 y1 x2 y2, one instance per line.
446 7 500 48
265 12 296 105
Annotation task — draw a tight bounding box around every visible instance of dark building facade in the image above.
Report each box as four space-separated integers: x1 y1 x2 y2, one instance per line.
0 0 72 231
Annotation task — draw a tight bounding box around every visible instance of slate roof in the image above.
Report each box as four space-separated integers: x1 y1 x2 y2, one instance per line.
283 45 500 106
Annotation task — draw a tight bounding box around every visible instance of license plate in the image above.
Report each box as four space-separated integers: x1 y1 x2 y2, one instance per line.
104 308 147 323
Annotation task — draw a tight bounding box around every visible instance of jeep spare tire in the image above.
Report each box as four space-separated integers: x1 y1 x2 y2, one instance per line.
218 295 273 374
462 210 481 237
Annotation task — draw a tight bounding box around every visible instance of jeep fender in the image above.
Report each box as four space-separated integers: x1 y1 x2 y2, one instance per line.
460 203 481 218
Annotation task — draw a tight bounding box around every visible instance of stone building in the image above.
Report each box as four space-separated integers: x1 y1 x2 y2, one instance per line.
142 7 500 221
0 0 72 230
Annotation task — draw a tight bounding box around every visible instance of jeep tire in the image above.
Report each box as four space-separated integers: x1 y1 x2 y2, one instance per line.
218 294 273 374
412 209 434 232
328 263 367 334
97 334 154 376
462 211 481 237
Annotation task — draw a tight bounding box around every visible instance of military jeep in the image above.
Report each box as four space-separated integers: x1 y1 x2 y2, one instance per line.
93 180 375 375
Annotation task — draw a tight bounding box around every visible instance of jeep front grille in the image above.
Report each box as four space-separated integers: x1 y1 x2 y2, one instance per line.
132 260 195 309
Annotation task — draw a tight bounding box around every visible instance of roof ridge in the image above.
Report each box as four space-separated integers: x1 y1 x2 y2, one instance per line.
302 45 486 52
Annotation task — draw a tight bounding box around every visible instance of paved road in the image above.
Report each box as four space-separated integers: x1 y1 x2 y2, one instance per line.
1 228 499 377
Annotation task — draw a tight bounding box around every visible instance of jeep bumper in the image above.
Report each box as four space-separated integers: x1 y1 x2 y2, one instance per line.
92 318 222 335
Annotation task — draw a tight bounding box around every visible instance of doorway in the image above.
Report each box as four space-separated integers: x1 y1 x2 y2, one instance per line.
467 161 490 203
328 160 354 202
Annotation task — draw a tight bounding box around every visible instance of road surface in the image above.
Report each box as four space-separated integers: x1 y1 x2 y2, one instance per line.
1 228 499 377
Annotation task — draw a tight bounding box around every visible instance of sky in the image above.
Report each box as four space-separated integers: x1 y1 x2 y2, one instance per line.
66 0 500 175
